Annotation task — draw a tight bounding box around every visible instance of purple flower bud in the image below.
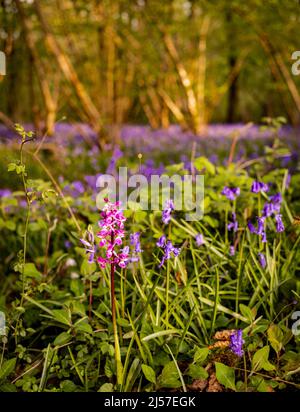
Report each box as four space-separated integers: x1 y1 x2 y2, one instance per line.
258 252 266 268
162 199 174 224
247 221 257 234
228 212 238 232
275 214 285 233
195 233 204 246
157 235 166 248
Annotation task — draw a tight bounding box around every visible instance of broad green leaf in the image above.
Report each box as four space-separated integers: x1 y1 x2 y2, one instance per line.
215 362 236 391
52 309 72 326
0 358 16 381
74 319 93 334
60 380 77 392
239 304 255 322
23 263 42 281
98 383 114 392
53 332 72 346
194 157 215 175
252 346 275 372
142 364 156 384
267 324 284 354
187 364 208 380
158 361 181 388
193 347 209 364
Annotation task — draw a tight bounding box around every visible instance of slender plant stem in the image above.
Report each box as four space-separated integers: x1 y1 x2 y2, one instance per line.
110 232 123 387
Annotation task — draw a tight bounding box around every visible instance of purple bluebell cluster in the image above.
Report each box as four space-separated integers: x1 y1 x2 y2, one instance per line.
229 329 244 357
221 186 240 201
129 232 142 262
248 191 285 242
156 235 180 267
227 212 238 232
162 199 175 225
251 181 269 193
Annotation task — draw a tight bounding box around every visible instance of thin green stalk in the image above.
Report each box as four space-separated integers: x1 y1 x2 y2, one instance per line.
110 233 123 387
166 258 170 325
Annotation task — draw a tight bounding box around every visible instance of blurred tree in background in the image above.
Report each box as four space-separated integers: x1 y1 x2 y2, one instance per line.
0 0 300 140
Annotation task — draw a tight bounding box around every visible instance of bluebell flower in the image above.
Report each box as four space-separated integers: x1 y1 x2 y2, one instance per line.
247 221 257 234
229 245 235 256
130 232 143 253
258 252 266 268
251 181 269 193
162 199 174 224
256 216 265 236
221 186 240 201
156 235 166 248
229 330 244 357
275 214 285 233
80 229 96 263
157 238 180 267
228 212 238 232
195 233 204 246
262 192 282 217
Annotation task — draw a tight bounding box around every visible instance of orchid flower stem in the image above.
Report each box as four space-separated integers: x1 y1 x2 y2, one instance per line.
166 259 170 326
110 233 123 387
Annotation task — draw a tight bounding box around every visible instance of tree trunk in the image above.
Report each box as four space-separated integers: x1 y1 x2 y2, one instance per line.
33 0 102 132
15 0 57 134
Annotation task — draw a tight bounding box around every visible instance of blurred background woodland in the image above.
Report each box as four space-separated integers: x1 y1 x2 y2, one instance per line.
1 0 300 139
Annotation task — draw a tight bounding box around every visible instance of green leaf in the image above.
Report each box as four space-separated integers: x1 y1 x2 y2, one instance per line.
193 347 209 364
53 332 72 346
60 380 77 392
74 318 93 334
52 309 72 326
142 364 156 384
158 361 181 388
0 358 16 381
7 163 16 172
125 358 141 392
239 304 255 322
187 364 208 380
80 258 96 276
0 383 17 392
23 263 42 281
267 324 284 354
117 318 130 327
215 362 236 391
98 383 114 392
194 157 215 175
252 346 275 372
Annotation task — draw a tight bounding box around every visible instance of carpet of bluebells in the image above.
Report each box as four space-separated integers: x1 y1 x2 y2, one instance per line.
0 122 300 392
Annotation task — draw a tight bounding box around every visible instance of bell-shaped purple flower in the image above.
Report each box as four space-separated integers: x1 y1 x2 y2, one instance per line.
195 233 204 246
229 330 244 357
275 214 285 233
258 252 266 268
222 186 240 201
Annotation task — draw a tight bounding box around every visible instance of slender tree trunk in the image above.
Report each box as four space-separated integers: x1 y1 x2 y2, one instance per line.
33 0 102 132
226 9 238 123
15 0 57 134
